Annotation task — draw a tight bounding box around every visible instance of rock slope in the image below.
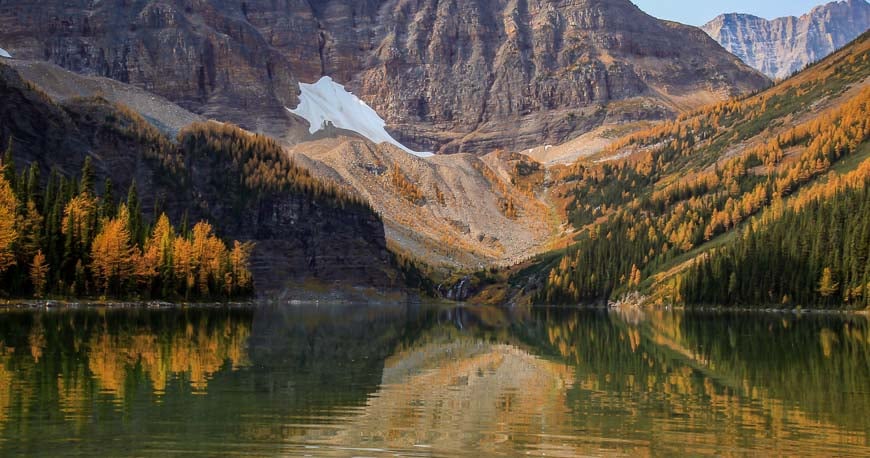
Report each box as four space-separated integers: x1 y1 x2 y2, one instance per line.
703 0 870 80
290 137 553 268
6 59 203 135
0 62 396 294
0 0 767 154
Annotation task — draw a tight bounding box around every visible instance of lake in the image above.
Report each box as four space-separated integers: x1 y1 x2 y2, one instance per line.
0 303 867 456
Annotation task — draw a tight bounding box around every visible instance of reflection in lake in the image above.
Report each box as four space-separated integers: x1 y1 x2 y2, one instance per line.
0 304 867 456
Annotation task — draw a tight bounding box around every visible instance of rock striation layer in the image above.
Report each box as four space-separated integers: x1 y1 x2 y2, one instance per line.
703 0 870 80
0 0 767 154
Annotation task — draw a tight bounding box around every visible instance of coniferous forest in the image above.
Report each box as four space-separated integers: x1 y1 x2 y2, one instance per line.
535 39 870 308
679 179 870 308
0 146 254 300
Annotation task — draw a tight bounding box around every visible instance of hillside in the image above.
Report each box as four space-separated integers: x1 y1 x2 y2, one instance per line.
703 0 870 80
0 61 397 297
290 138 553 268
0 0 767 154
4 59 203 135
511 31 870 308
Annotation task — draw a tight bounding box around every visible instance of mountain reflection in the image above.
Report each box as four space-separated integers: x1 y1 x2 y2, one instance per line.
0 304 867 456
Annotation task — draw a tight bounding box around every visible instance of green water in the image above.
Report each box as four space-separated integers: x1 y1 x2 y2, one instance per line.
0 303 867 456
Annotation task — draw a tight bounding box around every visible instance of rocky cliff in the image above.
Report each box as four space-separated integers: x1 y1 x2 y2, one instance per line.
0 0 767 154
703 0 870 80
0 61 396 294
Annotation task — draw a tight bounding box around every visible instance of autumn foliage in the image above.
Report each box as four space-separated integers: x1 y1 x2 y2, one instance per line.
0 151 253 300
537 36 870 307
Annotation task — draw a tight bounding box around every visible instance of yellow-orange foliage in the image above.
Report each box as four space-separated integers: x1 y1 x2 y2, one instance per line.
171 221 246 298
0 169 17 274
62 194 96 239
230 241 254 293
29 250 48 297
91 205 135 293
390 167 425 204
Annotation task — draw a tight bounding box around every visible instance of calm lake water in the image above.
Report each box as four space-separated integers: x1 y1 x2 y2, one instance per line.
0 303 867 456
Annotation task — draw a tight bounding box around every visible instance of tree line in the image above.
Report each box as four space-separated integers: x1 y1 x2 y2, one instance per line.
0 146 253 300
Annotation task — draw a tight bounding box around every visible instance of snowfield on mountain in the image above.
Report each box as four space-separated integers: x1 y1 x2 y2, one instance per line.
289 76 432 158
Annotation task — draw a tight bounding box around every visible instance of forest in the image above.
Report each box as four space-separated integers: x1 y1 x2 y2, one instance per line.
0 145 253 300
536 37 870 308
678 174 870 308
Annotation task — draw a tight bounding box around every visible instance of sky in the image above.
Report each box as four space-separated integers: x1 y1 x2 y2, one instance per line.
631 0 834 26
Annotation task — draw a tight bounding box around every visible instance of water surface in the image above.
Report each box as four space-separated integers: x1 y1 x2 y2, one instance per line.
0 304 867 456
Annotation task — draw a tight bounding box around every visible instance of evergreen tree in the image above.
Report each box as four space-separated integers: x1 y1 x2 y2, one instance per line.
1 138 14 186
80 156 95 196
126 180 142 245
102 178 116 219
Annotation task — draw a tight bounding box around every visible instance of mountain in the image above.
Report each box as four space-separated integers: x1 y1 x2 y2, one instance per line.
504 31 870 308
4 59 203 136
289 138 553 268
0 0 767 154
0 61 397 296
703 0 870 80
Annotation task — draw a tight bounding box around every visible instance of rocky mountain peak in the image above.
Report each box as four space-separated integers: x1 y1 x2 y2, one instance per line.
0 0 767 154
703 0 870 80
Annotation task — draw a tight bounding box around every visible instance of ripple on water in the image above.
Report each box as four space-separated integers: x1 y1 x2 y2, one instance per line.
0 305 867 456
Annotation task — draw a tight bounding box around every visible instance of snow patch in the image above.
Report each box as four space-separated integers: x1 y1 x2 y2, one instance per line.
0 47 11 59
288 76 432 158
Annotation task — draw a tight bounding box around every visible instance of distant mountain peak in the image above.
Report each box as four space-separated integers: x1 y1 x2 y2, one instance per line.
703 0 870 79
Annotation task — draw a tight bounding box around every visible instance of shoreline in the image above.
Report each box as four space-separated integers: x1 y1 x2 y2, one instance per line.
528 303 870 315
2 298 866 316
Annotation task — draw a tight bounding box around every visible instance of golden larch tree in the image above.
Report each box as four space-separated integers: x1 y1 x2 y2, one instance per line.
0 169 18 274
30 250 49 297
91 205 135 294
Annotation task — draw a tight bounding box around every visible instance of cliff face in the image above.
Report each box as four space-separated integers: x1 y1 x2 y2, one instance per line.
703 0 870 80
0 0 768 154
0 62 395 294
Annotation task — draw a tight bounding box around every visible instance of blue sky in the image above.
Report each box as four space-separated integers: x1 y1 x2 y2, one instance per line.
632 0 832 26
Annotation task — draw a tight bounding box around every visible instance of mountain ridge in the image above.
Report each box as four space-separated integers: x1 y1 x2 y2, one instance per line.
702 0 870 79
0 0 767 154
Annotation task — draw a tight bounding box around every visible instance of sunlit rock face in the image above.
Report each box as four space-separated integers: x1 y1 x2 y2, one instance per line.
0 0 766 154
703 0 870 80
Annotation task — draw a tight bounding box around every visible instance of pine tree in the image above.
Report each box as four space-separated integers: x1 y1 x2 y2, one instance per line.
16 200 43 265
126 180 142 245
1 139 14 187
102 178 116 219
80 156 95 196
728 272 738 298
26 164 40 207
629 264 642 287
230 241 254 294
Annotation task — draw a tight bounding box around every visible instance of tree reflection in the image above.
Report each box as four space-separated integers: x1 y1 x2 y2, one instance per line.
0 304 867 456
0 306 253 436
